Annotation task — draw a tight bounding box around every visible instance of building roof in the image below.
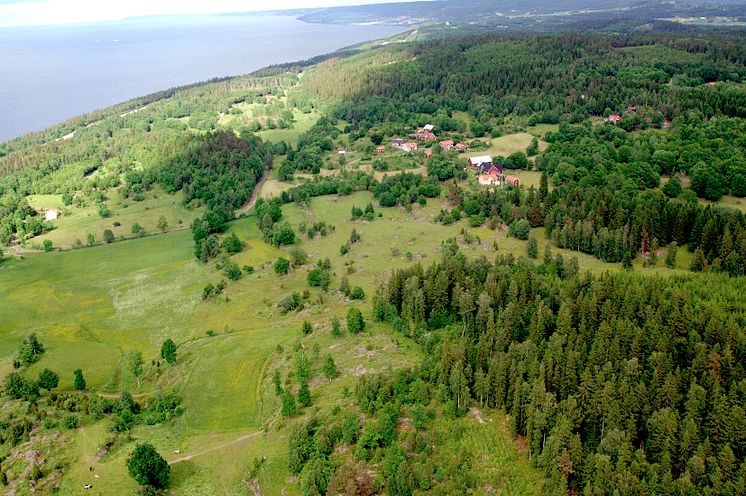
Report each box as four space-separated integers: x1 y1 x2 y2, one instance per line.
469 155 492 166
423 124 434 131
479 163 501 174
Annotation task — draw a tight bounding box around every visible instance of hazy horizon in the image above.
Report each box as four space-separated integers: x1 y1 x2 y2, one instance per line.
0 0 432 28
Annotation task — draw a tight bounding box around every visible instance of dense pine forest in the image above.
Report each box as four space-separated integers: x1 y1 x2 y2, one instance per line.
364 247 746 495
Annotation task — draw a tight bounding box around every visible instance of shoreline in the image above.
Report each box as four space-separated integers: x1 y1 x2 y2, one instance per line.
0 14 404 145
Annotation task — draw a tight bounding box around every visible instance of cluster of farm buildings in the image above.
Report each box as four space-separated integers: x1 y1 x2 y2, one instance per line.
379 124 470 156
467 156 521 188
377 125 520 188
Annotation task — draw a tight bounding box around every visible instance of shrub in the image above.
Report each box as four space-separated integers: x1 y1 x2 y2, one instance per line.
42 240 53 252
222 233 243 253
350 287 365 300
347 308 365 334
223 261 242 281
289 247 308 267
274 257 290 275
273 223 296 246
508 219 531 240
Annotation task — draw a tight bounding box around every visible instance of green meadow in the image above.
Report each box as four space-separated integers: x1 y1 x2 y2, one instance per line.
0 185 693 494
26 186 200 250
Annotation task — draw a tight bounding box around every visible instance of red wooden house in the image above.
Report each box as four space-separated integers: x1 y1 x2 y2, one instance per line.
440 139 454 150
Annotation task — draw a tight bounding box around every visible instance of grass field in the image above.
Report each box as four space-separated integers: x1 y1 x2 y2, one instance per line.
701 194 746 214
25 186 200 250
1 186 693 494
478 132 548 158
257 110 321 146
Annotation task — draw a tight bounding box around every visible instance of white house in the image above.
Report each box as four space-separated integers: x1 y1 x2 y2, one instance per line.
45 209 59 221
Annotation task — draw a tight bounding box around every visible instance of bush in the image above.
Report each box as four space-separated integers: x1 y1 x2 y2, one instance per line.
278 292 301 313
274 257 290 275
350 287 365 300
62 414 79 429
223 261 242 281
273 223 296 246
347 308 365 334
289 247 308 267
222 233 243 253
662 176 683 198
103 229 115 243
509 219 531 240
302 321 312 335
42 239 53 252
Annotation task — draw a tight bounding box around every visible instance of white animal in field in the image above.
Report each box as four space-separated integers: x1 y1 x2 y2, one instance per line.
173 449 181 454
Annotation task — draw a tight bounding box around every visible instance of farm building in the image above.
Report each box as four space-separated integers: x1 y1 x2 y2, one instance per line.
479 163 502 176
440 140 454 150
45 209 59 221
423 124 434 131
479 175 499 187
469 155 492 167
604 114 622 124
455 143 468 152
375 146 386 153
402 142 418 152
424 149 433 159
391 138 404 147
504 175 521 187
411 130 437 141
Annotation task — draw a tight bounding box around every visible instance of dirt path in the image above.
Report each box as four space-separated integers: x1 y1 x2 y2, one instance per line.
169 430 263 464
238 169 268 216
170 403 280 465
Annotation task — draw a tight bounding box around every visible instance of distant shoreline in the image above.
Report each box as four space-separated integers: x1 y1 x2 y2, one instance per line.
0 15 403 144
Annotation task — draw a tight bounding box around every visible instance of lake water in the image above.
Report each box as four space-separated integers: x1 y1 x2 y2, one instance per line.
0 15 402 142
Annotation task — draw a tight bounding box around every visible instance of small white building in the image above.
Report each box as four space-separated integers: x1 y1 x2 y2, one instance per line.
423 124 434 131
45 209 59 221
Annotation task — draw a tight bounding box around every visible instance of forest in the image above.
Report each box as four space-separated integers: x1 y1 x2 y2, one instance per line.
291 243 746 496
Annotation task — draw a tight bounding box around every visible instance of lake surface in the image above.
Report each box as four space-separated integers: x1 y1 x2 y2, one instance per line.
0 15 402 142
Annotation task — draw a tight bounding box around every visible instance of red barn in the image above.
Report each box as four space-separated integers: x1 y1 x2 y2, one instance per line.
375 146 386 153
